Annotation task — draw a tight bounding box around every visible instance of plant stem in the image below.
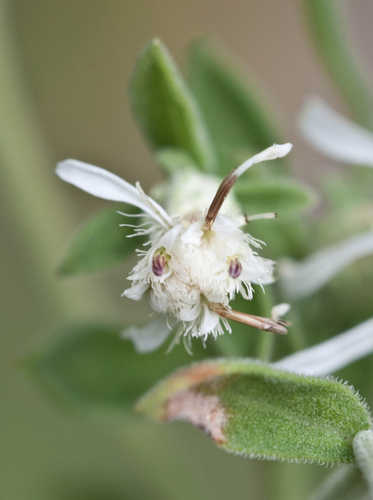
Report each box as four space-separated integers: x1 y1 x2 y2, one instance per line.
255 291 274 361
354 430 373 499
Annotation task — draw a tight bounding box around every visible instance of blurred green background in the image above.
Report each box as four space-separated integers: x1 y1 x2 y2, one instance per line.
1 1 373 499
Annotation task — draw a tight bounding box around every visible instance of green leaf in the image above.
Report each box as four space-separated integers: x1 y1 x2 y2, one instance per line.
304 0 373 131
136 359 371 465
28 323 208 411
234 178 317 216
155 147 199 175
188 41 285 175
58 207 140 276
129 39 215 171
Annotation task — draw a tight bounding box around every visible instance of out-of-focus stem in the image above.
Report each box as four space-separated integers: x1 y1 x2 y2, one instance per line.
255 291 274 361
0 2 83 317
304 0 373 130
309 465 357 500
353 430 373 499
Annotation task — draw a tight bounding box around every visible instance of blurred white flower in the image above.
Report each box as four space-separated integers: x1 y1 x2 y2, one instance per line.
279 97 373 301
57 143 292 351
276 316 373 376
300 96 373 166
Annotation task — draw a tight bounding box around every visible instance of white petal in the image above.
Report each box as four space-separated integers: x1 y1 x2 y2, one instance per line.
56 159 172 227
271 303 290 321
244 256 275 285
198 305 220 338
121 317 170 353
122 281 148 300
234 143 293 177
280 230 373 300
300 97 373 165
275 317 373 376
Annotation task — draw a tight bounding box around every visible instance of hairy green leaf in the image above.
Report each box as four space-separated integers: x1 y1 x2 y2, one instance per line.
129 39 215 171
28 323 208 411
188 41 284 175
58 207 140 275
137 359 371 465
234 178 317 216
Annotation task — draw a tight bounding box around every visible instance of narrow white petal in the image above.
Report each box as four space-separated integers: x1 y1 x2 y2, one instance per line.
280 230 373 300
56 159 172 227
300 97 373 165
275 317 373 376
121 317 170 353
198 305 220 338
234 143 293 177
244 212 277 223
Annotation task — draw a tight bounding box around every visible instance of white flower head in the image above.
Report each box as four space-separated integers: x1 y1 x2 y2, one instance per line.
56 143 292 351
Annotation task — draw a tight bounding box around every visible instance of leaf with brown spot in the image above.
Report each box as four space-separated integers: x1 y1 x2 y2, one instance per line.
136 359 372 465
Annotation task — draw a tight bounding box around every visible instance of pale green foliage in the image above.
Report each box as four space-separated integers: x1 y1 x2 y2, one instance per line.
129 39 215 171
28 324 208 410
188 41 283 175
137 359 371 465
59 207 141 275
234 178 317 217
155 147 199 174
304 0 373 130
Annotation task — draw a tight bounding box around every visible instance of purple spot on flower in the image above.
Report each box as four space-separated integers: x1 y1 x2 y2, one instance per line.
228 258 242 279
152 248 170 277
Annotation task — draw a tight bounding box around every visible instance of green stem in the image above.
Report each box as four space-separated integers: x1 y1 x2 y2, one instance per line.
255 291 274 361
354 430 373 499
309 465 363 500
304 0 373 130
286 309 307 353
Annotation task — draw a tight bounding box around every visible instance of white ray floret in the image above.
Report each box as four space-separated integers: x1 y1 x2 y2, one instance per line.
275 316 373 376
300 97 373 166
56 143 292 350
234 143 292 177
56 159 172 228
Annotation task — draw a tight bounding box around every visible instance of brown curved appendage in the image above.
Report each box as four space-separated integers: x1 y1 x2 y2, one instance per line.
209 302 288 335
204 173 237 231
